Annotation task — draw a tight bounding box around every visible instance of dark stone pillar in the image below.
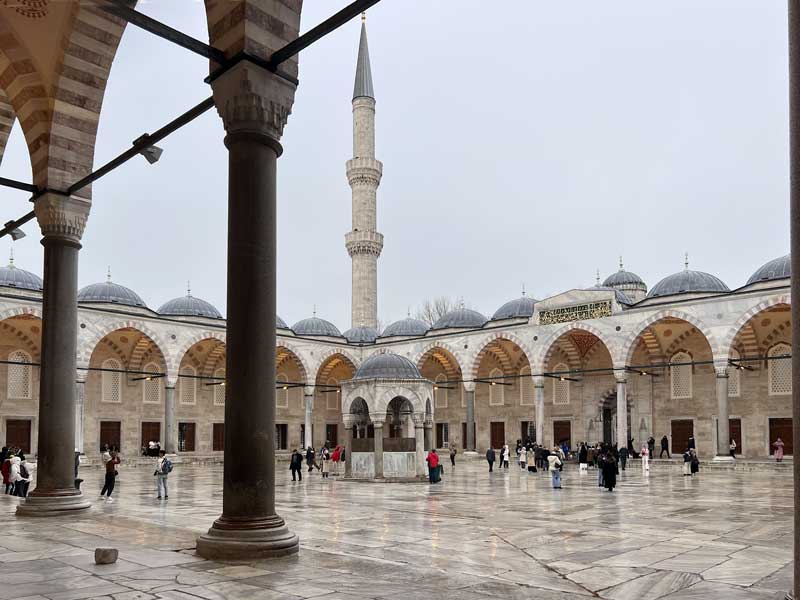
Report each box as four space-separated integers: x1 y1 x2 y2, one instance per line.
18 194 90 516
465 389 476 451
197 63 299 559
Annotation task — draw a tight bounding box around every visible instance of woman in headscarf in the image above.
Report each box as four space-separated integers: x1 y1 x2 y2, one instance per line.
601 453 617 492
773 437 785 462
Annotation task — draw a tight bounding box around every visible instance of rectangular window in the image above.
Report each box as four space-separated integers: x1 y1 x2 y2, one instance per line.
213 423 225 452
275 423 288 450
178 422 196 452
436 423 449 448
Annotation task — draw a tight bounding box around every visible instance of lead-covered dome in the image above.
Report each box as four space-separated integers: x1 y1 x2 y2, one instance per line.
746 254 790 285
587 285 633 305
603 269 645 288
381 317 430 338
647 269 729 299
78 277 146 307
158 294 222 319
432 307 487 330
492 295 536 320
277 315 289 329
354 352 423 380
344 325 379 343
0 260 42 292
292 316 342 337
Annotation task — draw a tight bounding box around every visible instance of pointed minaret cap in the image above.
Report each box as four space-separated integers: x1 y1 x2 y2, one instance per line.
353 13 375 100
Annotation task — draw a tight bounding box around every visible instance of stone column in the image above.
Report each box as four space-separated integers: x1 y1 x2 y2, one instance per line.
18 194 90 516
342 414 354 479
303 387 314 450
196 63 299 559
424 419 433 451
615 374 627 450
413 414 426 478
714 364 733 461
372 416 384 479
533 377 545 446
164 384 177 454
74 378 85 454
464 385 476 451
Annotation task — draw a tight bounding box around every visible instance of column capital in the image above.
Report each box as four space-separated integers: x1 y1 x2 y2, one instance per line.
714 360 729 378
211 62 297 146
33 193 90 243
412 413 425 427
303 386 314 397
532 375 545 388
462 383 476 393
341 414 356 429
370 415 385 427
614 372 628 384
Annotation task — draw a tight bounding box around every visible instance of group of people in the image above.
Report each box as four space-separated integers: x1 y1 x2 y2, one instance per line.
484 442 567 488
290 444 344 481
0 447 32 497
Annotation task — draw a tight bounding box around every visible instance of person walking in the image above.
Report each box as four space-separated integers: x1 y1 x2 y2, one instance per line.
501 444 510 469
290 448 303 482
154 449 172 499
306 446 317 472
690 449 700 475
100 450 120 502
9 454 30 497
320 446 330 479
426 448 440 483
640 443 649 472
682 448 692 476
547 447 563 489
449 443 457 469
578 443 588 471
526 447 537 473
647 436 656 459
601 453 618 492
660 435 670 458
331 445 341 475
1 449 11 494
518 445 527 470
687 435 696 451
773 437 785 462
486 447 496 472
618 445 628 471
729 439 737 459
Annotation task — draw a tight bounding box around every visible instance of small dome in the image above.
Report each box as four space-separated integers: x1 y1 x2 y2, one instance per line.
277 315 289 329
492 296 536 320
78 279 146 307
381 317 430 338
746 254 790 285
158 294 222 319
432 307 488 330
292 316 342 337
344 325 379 343
0 260 42 292
354 352 423 380
588 285 633 305
647 269 729 299
603 269 645 288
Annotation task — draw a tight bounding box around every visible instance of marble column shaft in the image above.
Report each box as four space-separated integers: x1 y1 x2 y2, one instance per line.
615 377 627 450
465 390 475 451
716 368 731 457
534 383 545 445
414 418 425 477
373 422 384 478
74 380 85 454
164 385 176 454
304 394 313 449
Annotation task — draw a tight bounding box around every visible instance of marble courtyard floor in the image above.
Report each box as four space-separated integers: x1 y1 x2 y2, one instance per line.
0 461 793 600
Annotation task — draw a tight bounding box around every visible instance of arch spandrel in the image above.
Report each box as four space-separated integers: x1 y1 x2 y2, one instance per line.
720 294 790 359
536 322 618 372
620 309 718 367
313 348 359 384
79 319 171 374
466 330 534 380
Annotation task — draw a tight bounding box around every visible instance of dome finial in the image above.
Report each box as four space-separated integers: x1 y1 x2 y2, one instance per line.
361 11 366 22
596 269 600 286
107 266 112 283
8 247 13 267
521 282 526 297
684 252 689 270
313 304 317 317
187 281 192 297
407 306 411 318
619 255 624 270
459 297 465 310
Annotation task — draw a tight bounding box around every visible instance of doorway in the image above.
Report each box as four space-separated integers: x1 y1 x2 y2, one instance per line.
5 419 31 453
553 420 572 449
769 418 793 456
602 407 613 444
141 422 161 450
490 421 505 449
100 421 121 451
671 419 694 454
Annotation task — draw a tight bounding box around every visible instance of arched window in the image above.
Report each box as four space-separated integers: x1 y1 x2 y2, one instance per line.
489 368 504 406
520 365 533 406
180 366 196 405
214 368 226 406
276 372 289 408
552 363 569 405
7 350 32 400
670 351 692 399
142 362 161 404
326 377 339 410
768 343 792 395
434 374 448 408
728 349 741 398
102 358 122 403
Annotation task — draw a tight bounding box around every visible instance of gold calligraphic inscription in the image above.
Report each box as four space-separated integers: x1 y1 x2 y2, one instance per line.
539 300 612 325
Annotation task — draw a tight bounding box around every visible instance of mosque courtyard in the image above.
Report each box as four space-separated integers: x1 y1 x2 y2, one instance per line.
0 461 792 600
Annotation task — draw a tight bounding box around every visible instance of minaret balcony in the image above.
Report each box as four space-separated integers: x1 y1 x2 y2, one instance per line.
345 230 384 257
346 157 383 185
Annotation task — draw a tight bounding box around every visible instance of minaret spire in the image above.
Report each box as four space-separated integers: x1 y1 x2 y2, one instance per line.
346 16 383 330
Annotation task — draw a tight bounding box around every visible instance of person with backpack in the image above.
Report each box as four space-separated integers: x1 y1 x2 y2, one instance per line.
290 449 304 482
155 449 172 500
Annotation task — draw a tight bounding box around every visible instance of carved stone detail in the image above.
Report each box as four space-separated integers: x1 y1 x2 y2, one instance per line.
33 193 91 242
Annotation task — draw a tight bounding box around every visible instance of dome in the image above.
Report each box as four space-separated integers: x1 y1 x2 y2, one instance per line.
603 269 645 288
0 260 42 292
292 316 342 337
746 254 790 285
78 279 146 307
588 285 633 305
343 325 379 343
158 294 222 319
492 295 536 320
647 269 729 299
432 307 488 330
381 317 430 338
277 315 289 329
354 352 423 380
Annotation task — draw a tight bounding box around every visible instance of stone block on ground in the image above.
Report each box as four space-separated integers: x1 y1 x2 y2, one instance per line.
95 547 119 564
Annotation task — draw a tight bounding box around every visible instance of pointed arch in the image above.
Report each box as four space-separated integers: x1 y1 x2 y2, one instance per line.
314 348 359 384
720 295 790 359
169 330 226 376
621 309 718 366
276 339 312 385
536 321 618 372
414 341 465 377
466 331 534 379
79 319 171 371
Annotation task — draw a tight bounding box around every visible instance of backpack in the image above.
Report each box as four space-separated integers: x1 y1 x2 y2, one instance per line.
162 458 173 474
19 463 29 479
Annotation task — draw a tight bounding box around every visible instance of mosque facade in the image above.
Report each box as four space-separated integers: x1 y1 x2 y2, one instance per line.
0 21 791 462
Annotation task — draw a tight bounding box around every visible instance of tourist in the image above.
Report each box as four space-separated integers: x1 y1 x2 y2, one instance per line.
526 447 537 473
486 447 495 472
9 454 30 497
640 442 649 472
1 448 10 494
647 436 656 459
578 443 588 471
449 442 457 469
597 449 605 487
320 446 330 479
547 447 563 489
501 444 510 469
306 446 318 472
426 448 440 483
155 449 172 499
682 447 692 476
618 445 628 471
540 446 550 471
518 444 527 469
687 435 696 450
601 453 617 492
331 445 341 475
729 438 737 459
690 449 700 475
100 450 120 502
101 444 110 468
660 435 670 458
289 448 303 482
773 437 785 462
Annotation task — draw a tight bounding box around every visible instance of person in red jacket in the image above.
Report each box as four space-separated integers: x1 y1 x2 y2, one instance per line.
330 445 341 476
426 449 440 484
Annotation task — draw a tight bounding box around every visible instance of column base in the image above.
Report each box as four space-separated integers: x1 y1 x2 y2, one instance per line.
711 455 736 463
16 490 90 517
196 515 299 560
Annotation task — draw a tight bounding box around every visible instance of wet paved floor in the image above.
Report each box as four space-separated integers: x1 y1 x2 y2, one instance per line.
0 459 793 599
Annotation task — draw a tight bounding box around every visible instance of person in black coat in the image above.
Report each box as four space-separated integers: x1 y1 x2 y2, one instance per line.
486 447 496 472
660 435 670 458
578 444 588 465
601 454 618 492
290 449 303 481
687 435 696 450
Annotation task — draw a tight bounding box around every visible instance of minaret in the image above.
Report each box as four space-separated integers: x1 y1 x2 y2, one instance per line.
346 13 383 330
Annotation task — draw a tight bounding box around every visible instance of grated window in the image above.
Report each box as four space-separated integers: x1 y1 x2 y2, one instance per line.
728 349 741 397
769 343 792 395
326 377 339 410
102 358 122 403
7 350 31 400
520 366 533 405
142 362 161 404
180 366 196 405
553 363 570 405
214 368 226 405
276 372 289 408
670 352 692 399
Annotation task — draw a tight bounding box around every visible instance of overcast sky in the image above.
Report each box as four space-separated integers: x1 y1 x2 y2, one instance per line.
0 1 790 331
